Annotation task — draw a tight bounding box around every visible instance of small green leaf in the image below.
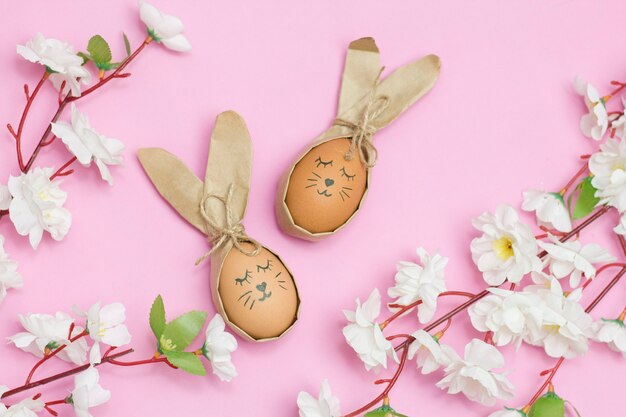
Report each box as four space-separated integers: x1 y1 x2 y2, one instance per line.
572 176 600 220
160 311 207 352
164 351 206 376
77 52 91 64
149 295 167 339
364 405 408 417
529 392 565 417
549 192 565 205
123 32 132 57
87 35 112 69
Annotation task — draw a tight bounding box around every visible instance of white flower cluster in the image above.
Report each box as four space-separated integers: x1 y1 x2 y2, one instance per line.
0 1 192 304
4 302 131 417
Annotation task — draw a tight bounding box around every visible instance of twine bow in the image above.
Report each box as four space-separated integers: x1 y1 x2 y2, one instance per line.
195 184 261 265
334 68 389 168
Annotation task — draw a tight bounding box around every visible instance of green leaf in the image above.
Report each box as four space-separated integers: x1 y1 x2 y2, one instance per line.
529 392 565 417
160 310 207 352
87 35 112 69
164 351 206 376
77 52 91 64
149 295 167 339
123 32 132 57
572 176 600 220
364 405 408 417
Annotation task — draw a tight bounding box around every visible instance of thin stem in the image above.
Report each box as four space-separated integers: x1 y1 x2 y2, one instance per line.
22 36 152 173
585 267 626 313
526 358 565 407
25 330 88 384
381 291 476 328
2 349 134 399
341 343 410 417
10 71 49 171
559 163 588 195
50 157 77 180
107 356 170 367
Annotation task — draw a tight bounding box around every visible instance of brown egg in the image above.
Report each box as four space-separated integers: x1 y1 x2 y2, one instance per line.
218 243 299 340
285 138 368 233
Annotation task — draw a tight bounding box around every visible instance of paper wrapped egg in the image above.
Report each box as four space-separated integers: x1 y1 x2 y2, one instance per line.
218 244 299 340
285 138 367 233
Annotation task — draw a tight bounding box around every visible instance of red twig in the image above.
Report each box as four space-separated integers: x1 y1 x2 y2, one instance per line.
2 348 134 400
342 343 410 417
9 71 49 171
382 291 476 328
50 157 77 180
25 330 88 384
559 163 589 195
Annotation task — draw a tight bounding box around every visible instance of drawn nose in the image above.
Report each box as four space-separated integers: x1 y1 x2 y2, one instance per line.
256 282 267 292
325 178 334 187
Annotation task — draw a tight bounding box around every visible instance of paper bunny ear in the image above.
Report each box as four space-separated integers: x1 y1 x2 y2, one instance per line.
337 53 441 131
202 111 253 229
337 37 382 116
138 147 207 234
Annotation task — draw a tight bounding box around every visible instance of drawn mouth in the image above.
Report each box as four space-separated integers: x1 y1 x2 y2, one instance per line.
258 291 272 302
317 189 332 197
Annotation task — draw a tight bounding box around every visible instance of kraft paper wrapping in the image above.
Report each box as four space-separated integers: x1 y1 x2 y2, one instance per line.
139 111 300 342
276 37 441 241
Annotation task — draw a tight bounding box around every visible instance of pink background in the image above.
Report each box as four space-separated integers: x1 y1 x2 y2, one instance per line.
1 1 625 416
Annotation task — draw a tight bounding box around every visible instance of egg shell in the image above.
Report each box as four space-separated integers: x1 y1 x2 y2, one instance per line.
285 138 368 234
216 243 300 341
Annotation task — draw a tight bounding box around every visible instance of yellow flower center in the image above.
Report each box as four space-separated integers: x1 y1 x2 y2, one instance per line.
543 324 561 334
611 163 625 172
159 335 177 351
493 237 514 260
37 190 50 201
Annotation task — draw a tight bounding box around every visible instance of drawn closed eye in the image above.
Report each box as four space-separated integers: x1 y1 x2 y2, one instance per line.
315 157 333 168
235 270 252 286
340 167 355 181
257 259 273 272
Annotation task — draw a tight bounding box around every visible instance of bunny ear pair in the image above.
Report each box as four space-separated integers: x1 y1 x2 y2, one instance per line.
139 112 301 343
138 110 251 235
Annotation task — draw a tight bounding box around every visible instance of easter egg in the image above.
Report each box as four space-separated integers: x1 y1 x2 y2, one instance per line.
218 243 299 340
285 138 368 233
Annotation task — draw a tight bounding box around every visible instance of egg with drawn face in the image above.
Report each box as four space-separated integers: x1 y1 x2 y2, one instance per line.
219 243 299 340
285 138 368 234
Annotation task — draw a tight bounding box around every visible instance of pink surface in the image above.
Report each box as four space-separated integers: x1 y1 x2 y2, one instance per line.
1 1 625 416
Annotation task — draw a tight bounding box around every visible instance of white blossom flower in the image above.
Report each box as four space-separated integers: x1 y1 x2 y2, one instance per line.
521 190 572 233
0 392 44 417
0 184 10 210
612 102 626 140
468 288 541 348
17 33 91 97
488 409 526 417
343 289 398 372
436 339 515 406
471 205 542 285
589 137 626 212
7 167 71 249
408 330 449 374
614 213 626 235
537 235 614 287
8 312 88 365
574 76 608 140
51 104 125 185
70 367 111 417
592 319 626 356
524 278 593 358
388 247 447 323
76 302 131 364
0 236 23 305
297 380 341 417
202 314 238 382
139 1 191 52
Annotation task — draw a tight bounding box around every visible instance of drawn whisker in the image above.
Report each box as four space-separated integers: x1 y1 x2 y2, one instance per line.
305 184 316 188
275 272 282 278
250 300 256 310
311 172 321 178
244 296 251 307
279 285 287 290
341 190 351 199
339 192 345 202
307 178 319 182
342 187 353 191
277 280 286 283
238 291 252 301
